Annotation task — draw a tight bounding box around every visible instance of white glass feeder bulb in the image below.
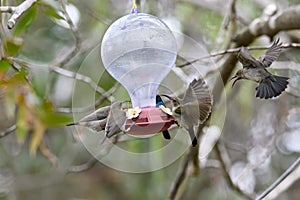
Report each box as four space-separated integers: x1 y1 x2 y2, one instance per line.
101 13 177 107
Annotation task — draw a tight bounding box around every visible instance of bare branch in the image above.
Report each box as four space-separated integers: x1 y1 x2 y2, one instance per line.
210 4 300 103
168 123 206 200
55 0 82 67
0 6 14 13
39 140 57 166
0 124 16 138
67 136 119 173
215 0 237 55
176 42 300 68
67 156 98 173
168 148 193 200
56 83 120 113
215 140 254 199
4 0 38 29
256 157 300 200
9 57 115 103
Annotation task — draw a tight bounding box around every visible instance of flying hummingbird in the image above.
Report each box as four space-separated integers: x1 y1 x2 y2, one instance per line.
162 78 213 147
156 95 171 140
231 38 289 99
67 105 110 132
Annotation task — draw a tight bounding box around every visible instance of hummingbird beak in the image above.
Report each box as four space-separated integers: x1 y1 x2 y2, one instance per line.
121 100 130 104
161 94 173 100
230 75 237 81
231 76 241 87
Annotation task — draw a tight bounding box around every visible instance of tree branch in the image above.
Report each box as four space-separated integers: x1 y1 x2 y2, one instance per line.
0 0 38 29
256 157 300 200
0 124 16 138
55 0 82 67
168 123 206 200
215 140 254 199
213 4 300 103
56 83 120 113
9 57 115 103
67 136 119 173
168 147 193 200
167 6 300 198
176 42 300 68
0 6 14 13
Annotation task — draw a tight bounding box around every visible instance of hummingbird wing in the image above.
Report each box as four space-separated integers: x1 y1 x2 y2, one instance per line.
105 101 127 138
180 83 200 128
74 119 107 132
258 38 282 68
68 106 110 126
237 47 261 68
188 78 213 124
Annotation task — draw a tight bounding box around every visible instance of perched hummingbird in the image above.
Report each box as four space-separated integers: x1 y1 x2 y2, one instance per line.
156 95 171 140
104 101 128 139
67 105 110 131
231 38 289 99
162 78 213 147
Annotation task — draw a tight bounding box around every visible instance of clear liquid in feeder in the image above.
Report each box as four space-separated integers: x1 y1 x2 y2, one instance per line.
101 12 177 135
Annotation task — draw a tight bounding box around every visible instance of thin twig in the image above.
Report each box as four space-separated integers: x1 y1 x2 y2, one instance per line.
168 123 206 200
56 83 120 113
3 0 38 29
67 156 98 173
168 148 193 200
39 140 57 166
177 42 300 68
215 140 253 199
9 57 115 102
214 0 237 57
256 157 300 200
0 124 16 138
0 6 14 13
67 136 119 173
55 0 81 67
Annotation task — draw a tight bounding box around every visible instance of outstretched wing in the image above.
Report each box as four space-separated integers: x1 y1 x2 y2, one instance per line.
182 78 213 124
237 47 261 68
258 38 282 67
105 102 126 138
189 78 213 123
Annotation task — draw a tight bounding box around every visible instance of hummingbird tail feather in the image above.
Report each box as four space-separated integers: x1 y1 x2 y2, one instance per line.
162 130 171 140
99 135 107 145
188 127 198 147
256 75 289 99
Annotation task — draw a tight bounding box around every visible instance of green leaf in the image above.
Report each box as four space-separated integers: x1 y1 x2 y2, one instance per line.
13 5 37 36
0 60 11 74
3 37 24 56
29 120 46 155
30 66 48 98
16 104 30 143
0 68 27 87
40 112 72 126
37 100 72 126
43 6 64 20
38 0 64 20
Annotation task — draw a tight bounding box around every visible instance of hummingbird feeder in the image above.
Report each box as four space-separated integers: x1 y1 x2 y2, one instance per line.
101 12 177 135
